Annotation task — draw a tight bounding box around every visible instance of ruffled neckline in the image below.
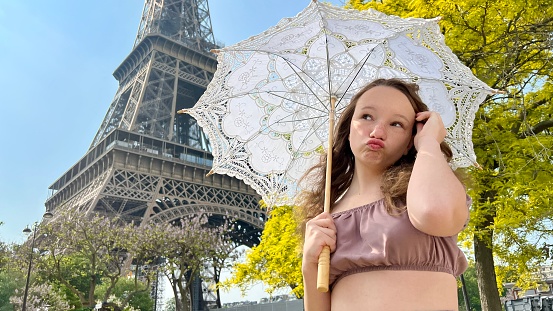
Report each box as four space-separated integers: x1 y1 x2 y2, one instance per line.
331 198 386 217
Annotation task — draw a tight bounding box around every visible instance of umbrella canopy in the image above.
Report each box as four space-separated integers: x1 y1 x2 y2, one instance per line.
183 1 494 207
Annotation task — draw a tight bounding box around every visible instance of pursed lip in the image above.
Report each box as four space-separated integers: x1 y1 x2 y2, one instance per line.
367 138 385 150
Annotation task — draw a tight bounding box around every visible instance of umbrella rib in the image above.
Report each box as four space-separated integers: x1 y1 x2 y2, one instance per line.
221 89 314 99
206 88 328 115
224 48 329 110
212 88 329 114
334 48 376 106
271 114 326 125
270 52 329 110
266 91 328 115
318 3 333 101
416 77 495 93
314 1 372 110
280 113 330 172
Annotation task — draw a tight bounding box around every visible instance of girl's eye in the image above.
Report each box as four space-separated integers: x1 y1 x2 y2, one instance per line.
391 122 404 128
362 114 373 120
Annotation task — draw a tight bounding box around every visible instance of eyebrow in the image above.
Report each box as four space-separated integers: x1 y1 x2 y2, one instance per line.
358 106 412 123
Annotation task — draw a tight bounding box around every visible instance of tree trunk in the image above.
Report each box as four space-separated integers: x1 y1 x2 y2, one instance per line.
474 232 502 311
171 282 184 311
88 274 97 307
213 265 222 308
181 280 192 311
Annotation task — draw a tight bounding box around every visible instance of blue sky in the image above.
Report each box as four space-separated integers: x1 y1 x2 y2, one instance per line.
0 0 343 244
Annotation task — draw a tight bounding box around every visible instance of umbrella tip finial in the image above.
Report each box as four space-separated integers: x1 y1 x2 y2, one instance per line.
210 49 221 54
177 109 188 114
492 89 508 95
206 169 215 177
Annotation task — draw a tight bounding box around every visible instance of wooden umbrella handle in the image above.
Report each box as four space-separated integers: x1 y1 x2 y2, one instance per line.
316 96 336 293
317 245 331 292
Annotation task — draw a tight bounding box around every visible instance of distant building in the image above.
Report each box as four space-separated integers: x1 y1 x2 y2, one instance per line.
503 266 553 311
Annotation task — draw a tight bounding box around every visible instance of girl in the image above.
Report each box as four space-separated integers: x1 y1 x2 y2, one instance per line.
297 78 469 310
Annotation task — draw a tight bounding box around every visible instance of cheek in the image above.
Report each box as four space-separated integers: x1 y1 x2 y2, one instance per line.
407 135 414 149
403 141 414 155
404 134 414 147
392 132 413 151
350 121 370 136
349 122 358 138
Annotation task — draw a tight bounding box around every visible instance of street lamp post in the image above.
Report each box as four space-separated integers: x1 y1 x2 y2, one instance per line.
22 211 53 311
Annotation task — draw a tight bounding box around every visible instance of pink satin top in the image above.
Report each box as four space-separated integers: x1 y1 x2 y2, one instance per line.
329 198 469 287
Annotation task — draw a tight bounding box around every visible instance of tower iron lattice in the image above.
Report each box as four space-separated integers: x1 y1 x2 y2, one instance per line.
45 1 266 309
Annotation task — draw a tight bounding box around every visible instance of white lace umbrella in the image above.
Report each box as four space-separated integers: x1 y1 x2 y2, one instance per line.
182 1 494 208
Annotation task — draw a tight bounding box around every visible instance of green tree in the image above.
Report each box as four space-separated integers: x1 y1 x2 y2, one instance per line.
95 277 154 311
458 265 482 311
9 283 70 311
0 222 19 310
164 297 176 311
147 215 239 311
222 205 303 298
346 1 553 310
0 222 7 271
36 209 159 309
0 269 25 311
34 209 239 311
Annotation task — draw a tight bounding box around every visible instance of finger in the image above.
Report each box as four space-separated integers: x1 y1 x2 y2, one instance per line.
318 226 336 239
308 213 336 230
416 122 424 134
314 218 337 231
305 219 336 241
312 227 337 252
323 233 337 253
313 211 332 220
306 221 337 241
303 228 337 262
415 111 432 121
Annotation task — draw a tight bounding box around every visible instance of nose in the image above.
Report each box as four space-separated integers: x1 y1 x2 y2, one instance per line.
370 122 386 139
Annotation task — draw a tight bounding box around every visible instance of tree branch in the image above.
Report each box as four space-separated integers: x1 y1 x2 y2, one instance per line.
518 119 553 138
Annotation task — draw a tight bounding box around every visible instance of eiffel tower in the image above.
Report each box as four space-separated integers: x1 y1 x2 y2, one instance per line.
44 0 266 309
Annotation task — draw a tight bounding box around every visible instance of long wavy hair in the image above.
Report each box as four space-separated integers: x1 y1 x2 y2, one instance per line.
295 78 456 237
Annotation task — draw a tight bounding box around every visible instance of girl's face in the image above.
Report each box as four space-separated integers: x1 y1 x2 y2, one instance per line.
349 85 416 171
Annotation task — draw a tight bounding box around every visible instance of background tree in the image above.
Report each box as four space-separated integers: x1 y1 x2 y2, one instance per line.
0 222 21 310
151 215 239 311
0 222 7 271
164 297 176 311
9 283 70 311
346 1 553 310
222 205 303 298
36 209 158 309
205 225 243 309
30 209 240 311
0 266 25 311
458 264 482 311
95 277 154 311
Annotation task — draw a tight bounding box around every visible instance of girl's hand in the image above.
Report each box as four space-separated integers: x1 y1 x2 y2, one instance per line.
303 212 337 266
414 111 447 151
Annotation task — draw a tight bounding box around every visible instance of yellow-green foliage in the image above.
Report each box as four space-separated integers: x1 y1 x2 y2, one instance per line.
221 205 304 298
